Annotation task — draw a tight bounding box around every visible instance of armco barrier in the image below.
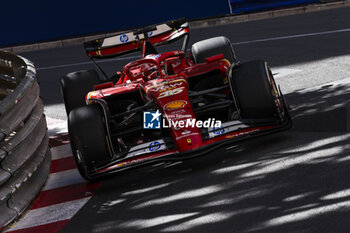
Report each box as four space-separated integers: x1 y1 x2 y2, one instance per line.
0 50 51 230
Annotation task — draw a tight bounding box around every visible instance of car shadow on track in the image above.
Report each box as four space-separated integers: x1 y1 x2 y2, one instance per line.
60 81 350 233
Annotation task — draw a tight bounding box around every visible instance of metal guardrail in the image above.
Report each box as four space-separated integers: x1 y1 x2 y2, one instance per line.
0 50 51 230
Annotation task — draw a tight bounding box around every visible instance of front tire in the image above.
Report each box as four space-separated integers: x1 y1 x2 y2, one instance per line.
230 60 279 119
68 104 111 180
191 36 237 64
60 69 100 115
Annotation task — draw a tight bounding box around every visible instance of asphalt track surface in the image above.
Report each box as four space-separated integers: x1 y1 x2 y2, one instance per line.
18 6 350 233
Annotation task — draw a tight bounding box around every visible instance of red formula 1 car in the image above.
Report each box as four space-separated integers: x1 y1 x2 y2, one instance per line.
60 19 292 180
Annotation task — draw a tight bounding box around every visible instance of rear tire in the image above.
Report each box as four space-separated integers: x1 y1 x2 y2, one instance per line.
68 104 111 180
60 69 100 115
191 36 237 64
230 60 278 119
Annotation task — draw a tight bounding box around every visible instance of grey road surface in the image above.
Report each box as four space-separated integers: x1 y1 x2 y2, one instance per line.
18 6 350 233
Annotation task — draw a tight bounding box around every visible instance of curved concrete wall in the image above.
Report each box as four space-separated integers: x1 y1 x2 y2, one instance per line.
0 50 51 230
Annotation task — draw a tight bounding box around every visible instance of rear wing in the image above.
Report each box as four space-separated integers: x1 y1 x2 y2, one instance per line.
84 18 189 59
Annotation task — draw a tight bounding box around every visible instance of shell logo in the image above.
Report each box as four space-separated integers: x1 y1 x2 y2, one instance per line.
164 100 187 110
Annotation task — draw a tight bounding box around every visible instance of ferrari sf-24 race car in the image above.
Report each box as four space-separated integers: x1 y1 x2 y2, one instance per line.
60 19 292 180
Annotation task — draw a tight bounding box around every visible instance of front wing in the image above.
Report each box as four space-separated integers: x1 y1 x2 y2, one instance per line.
82 115 292 179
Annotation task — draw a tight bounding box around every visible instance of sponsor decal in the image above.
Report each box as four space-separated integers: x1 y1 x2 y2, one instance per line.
176 132 199 140
120 34 129 43
208 121 249 138
146 79 187 95
225 129 260 139
116 153 169 168
143 110 161 129
150 82 183 93
157 87 185 99
164 100 187 111
126 139 167 159
163 82 183 90
171 58 182 65
171 109 186 115
181 130 191 135
149 141 161 151
213 127 225 135
164 113 192 120
148 31 153 37
147 54 160 59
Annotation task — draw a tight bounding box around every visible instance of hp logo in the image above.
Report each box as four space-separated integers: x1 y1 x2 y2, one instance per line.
120 34 129 43
149 141 161 152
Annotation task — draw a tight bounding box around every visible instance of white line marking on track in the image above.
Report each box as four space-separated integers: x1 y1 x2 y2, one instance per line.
35 28 350 71
43 169 86 191
232 28 350 45
8 197 90 231
36 61 93 70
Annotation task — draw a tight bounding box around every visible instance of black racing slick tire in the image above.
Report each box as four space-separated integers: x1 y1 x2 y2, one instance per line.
191 36 237 64
68 104 111 180
230 60 278 119
60 69 100 115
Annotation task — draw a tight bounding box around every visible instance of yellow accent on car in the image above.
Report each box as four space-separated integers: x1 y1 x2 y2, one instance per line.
221 58 231 67
164 100 186 110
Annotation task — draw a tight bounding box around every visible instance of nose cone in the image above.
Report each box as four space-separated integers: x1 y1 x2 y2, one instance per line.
162 111 203 152
145 78 204 152
174 130 203 152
